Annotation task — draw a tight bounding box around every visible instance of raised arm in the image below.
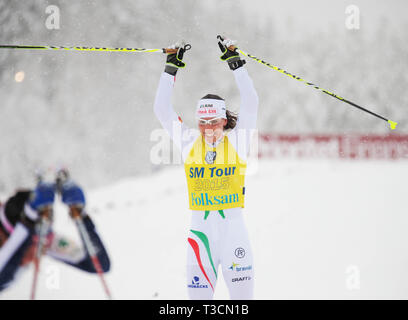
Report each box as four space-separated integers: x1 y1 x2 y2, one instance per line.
153 72 183 139
153 42 196 153
233 67 259 131
217 36 259 158
218 36 258 130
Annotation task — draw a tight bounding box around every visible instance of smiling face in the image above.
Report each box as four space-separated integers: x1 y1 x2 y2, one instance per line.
198 117 228 144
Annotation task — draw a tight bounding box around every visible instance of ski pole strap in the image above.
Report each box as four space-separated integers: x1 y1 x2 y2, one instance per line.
238 49 398 130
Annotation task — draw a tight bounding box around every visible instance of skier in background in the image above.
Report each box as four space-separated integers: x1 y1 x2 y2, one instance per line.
0 170 110 292
154 36 258 299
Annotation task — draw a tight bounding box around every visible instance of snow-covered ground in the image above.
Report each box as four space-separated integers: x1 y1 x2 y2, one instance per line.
1 158 407 300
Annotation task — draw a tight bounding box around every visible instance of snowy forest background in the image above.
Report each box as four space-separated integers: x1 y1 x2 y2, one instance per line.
0 0 407 192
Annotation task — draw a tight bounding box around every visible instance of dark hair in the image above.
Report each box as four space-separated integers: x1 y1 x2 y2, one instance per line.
201 94 238 130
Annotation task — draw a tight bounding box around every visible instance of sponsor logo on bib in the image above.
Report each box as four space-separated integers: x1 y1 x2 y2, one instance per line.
191 192 239 207
205 151 217 164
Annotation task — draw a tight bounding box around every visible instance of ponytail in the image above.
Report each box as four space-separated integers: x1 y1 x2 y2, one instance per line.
224 110 238 130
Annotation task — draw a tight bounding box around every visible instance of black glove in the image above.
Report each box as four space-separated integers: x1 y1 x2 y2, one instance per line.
217 35 246 71
164 42 191 76
4 190 33 231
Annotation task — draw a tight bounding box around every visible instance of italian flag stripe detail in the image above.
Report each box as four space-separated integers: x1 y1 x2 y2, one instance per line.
190 230 217 279
187 238 214 291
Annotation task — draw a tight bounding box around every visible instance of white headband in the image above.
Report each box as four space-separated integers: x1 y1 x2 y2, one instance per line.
196 99 227 119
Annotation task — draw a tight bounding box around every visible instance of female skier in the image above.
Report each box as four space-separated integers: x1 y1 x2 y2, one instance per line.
154 36 258 299
0 171 110 293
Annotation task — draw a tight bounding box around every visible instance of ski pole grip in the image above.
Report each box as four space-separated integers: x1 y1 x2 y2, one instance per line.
163 48 178 54
216 35 237 51
38 206 52 219
162 43 191 54
69 206 82 219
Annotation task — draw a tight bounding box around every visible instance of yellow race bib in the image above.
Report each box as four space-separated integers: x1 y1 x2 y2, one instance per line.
184 135 247 211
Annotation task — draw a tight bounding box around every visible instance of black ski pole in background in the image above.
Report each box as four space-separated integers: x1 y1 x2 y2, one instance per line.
69 206 112 300
30 206 52 300
217 35 398 130
55 168 112 300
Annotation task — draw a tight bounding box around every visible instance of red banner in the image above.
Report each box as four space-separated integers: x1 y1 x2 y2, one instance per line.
258 134 408 160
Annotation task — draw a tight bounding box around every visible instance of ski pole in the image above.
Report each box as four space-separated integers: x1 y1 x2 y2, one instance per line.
69 206 112 300
30 206 52 300
0 44 191 54
219 37 397 130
